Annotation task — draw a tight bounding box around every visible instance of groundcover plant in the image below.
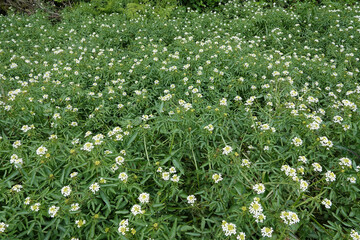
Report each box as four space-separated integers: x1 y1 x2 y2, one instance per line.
0 0 360 239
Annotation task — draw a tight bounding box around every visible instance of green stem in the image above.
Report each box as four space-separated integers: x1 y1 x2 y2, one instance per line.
143 136 150 165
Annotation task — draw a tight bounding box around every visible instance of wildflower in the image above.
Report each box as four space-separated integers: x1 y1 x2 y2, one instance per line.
89 182 100 194
350 229 360 240
253 183 265 194
241 159 251 168
219 98 227 106
36 145 48 156
343 124 351 131
0 222 9 233
260 124 270 131
298 156 307 164
169 167 176 173
162 172 170 181
261 227 273 238
115 156 125 165
237 232 246 240
299 179 309 191
291 137 303 147
138 193 150 204
81 142 94 152
249 198 263 215
61 186 72 197
254 213 266 223
325 171 336 182
347 176 356 183
212 173 223 183
171 174 180 182
131 204 144 215
11 184 22 192
119 172 128 183
12 140 21 148
48 205 59 218
30 203 41 212
70 172 78 178
339 157 352 168
280 211 300 225
75 219 86 228
333 115 343 123
24 197 31 205
319 136 333 149
312 163 322 172
222 145 233 155
221 221 236 236
53 113 61 119
70 203 80 212
118 219 129 235
187 195 196 206
204 124 214 132
322 198 332 209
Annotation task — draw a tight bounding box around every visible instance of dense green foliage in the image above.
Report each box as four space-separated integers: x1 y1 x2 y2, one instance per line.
1 1 360 239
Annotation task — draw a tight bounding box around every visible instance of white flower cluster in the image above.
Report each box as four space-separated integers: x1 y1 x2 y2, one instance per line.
249 198 266 223
280 211 300 225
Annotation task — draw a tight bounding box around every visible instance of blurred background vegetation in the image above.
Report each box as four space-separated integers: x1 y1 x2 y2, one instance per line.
0 0 358 19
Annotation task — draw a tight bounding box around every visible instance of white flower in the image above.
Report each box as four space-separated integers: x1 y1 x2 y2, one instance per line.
212 173 223 183
131 204 143 215
333 115 343 123
0 222 9 233
70 203 80 212
89 182 100 194
115 156 125 165
75 220 86 228
321 198 332 209
253 183 265 194
187 195 196 206
169 167 176 173
249 198 263 215
241 159 251 168
171 174 180 182
24 197 31 205
118 172 128 183
12 140 21 148
312 163 322 172
138 193 150 204
299 179 309 192
162 172 170 181
236 232 246 240
254 213 266 223
339 157 352 168
347 176 356 183
10 154 23 168
81 142 94 152
70 172 78 178
291 137 303 147
298 156 307 164
11 184 22 192
280 211 300 225
261 227 273 237
48 205 59 218
325 171 336 182
221 221 236 236
30 203 41 212
222 145 233 155
219 98 227 106
61 186 72 197
36 145 48 156
118 219 129 235
319 136 333 149
350 229 360 240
